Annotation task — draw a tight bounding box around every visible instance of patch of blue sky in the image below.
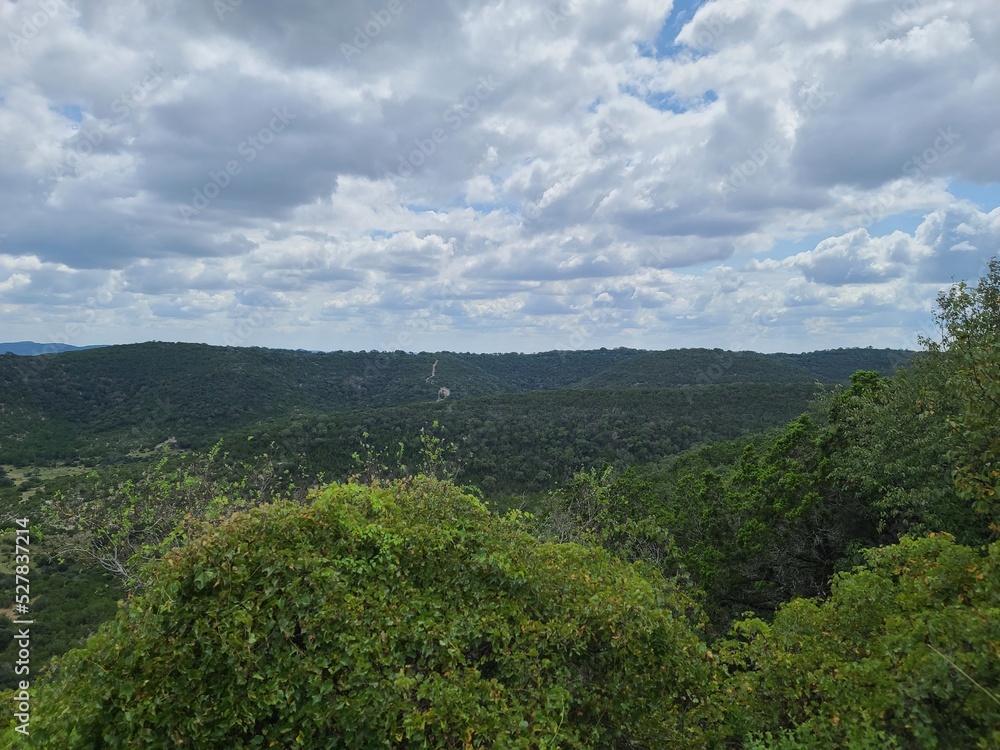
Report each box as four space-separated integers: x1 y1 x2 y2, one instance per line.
667 255 739 275
54 104 84 122
947 181 1000 212
758 233 848 264
638 0 711 59
467 201 506 214
401 203 441 214
403 197 505 215
863 209 927 238
620 85 717 114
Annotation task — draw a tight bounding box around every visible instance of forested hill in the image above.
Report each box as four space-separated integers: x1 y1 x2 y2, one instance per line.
0 341 913 464
768 348 916 382
449 348 646 389
569 349 914 389
573 350 816 388
0 341 104 356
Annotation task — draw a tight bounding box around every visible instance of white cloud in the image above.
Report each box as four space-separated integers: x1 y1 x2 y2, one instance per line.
0 0 998 351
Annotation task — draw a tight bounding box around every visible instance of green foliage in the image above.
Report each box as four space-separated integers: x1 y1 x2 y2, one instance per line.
588 415 877 628
718 534 1000 749
573 348 910 390
230 382 824 497
593 273 1000 624
0 343 911 466
0 344 505 464
16 478 715 748
533 467 675 572
0 551 120 691
823 364 985 544
44 441 301 591
572 349 814 389
767 347 913 383
349 421 465 486
815 260 1000 545
451 348 645 390
4 269 999 746
692 414 862 614
931 256 1000 527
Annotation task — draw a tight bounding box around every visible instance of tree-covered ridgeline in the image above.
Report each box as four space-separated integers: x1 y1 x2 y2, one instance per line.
0 344 910 465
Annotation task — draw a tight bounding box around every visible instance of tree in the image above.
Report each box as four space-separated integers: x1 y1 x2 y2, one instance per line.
534 466 675 569
718 534 1000 749
604 415 878 628
16 477 715 748
929 256 1000 529
44 441 299 591
824 364 984 545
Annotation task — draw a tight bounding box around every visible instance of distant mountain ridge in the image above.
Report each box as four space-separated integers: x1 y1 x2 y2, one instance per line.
571 348 915 389
0 341 915 464
0 341 105 356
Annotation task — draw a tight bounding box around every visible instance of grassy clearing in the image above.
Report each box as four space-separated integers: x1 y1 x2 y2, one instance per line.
2 464 92 483
1 464 91 502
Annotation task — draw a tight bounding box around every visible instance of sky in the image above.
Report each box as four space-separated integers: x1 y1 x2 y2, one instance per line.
0 0 998 354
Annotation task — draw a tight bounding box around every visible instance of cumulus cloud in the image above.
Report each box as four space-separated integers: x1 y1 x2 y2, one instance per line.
0 0 998 351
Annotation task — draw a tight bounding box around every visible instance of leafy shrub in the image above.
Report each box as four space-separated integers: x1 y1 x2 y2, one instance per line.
719 534 1000 749
14 477 715 748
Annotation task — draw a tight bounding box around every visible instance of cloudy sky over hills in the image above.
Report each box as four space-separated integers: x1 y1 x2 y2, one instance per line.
1 0 998 353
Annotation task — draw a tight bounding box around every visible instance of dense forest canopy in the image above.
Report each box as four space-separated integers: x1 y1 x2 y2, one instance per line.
0 344 910 465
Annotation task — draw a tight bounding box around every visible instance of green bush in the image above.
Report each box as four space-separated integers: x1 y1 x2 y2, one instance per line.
14 477 714 748
719 534 1000 749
